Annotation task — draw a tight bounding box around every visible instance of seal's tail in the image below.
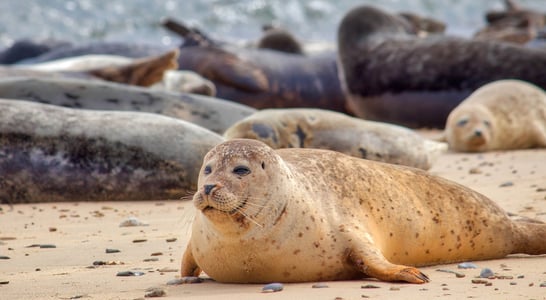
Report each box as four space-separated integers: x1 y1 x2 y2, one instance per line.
512 221 546 255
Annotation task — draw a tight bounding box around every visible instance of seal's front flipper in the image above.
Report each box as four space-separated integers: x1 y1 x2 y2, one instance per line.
348 242 430 283
181 241 202 278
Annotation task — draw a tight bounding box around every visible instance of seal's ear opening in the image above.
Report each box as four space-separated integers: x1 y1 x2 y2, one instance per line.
261 162 265 169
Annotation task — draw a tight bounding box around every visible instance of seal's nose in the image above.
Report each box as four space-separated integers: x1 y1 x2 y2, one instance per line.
474 130 482 137
204 184 216 195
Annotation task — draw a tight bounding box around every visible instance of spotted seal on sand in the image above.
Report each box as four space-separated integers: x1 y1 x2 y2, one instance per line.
180 139 546 283
0 99 224 203
223 108 447 170
337 5 546 128
0 77 255 133
445 79 546 152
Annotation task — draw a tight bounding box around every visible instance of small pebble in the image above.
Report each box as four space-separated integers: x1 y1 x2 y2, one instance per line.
485 282 493 286
116 270 145 277
49 227 57 232
35 268 41 271
39 244 56 248
361 284 380 289
389 286 400 291
311 283 329 288
105 248 120 253
471 279 488 284
0 256 10 259
468 168 482 174
144 287 166 298
0 281 9 285
165 238 177 243
436 269 465 278
509 282 517 285
150 252 163 256
119 216 148 227
479 268 494 278
517 275 524 279
458 262 477 269
262 282 283 293
157 267 177 273
166 277 203 285
144 258 159 262
540 282 546 287
499 181 513 187
133 239 147 243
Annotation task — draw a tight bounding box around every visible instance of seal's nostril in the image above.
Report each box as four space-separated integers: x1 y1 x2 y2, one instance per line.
204 184 216 195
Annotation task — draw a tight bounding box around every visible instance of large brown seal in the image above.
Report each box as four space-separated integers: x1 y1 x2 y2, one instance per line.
0 99 224 203
181 139 546 283
445 79 546 152
337 5 546 128
223 108 447 170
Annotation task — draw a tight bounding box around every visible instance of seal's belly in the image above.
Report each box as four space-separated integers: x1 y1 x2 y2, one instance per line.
191 236 360 283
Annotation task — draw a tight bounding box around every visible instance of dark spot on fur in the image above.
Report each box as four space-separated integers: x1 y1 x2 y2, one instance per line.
252 123 277 143
64 93 80 100
358 147 367 158
105 98 119 104
294 125 306 148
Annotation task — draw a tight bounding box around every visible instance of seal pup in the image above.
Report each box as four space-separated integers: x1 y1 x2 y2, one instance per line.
223 108 447 170
0 77 255 134
445 79 546 152
0 99 224 203
181 139 546 283
337 5 546 128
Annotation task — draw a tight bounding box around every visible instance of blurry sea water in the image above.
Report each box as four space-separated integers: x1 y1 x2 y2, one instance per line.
0 0 544 49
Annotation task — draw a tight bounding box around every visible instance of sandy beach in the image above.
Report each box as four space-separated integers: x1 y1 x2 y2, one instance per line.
1 138 545 299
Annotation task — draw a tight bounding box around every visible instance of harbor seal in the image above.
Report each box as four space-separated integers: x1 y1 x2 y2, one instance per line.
445 79 546 152
223 108 447 170
0 99 224 203
181 139 546 283
0 77 254 133
337 5 546 128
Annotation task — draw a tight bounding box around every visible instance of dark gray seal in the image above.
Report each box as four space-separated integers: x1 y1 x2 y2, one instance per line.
337 5 546 128
0 99 224 203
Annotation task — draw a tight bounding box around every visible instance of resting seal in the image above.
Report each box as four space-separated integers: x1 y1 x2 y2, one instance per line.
0 77 254 134
223 108 447 170
337 5 546 128
0 99 224 203
181 139 546 283
445 79 546 152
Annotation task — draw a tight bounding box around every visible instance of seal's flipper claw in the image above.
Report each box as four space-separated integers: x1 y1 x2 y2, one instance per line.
395 267 430 283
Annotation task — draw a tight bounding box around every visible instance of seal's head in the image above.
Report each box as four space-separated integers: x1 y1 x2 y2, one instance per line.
445 105 495 152
193 139 290 232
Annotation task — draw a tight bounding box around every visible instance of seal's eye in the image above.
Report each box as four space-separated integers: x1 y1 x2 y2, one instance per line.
233 166 251 176
483 120 491 127
457 119 468 127
204 165 212 175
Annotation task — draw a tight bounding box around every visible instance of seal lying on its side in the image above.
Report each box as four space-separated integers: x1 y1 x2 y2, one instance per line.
223 108 447 170
181 139 546 283
445 79 546 152
0 77 254 134
0 99 224 203
337 5 546 128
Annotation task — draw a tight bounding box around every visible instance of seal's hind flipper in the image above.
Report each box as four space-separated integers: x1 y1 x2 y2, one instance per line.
348 239 430 283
